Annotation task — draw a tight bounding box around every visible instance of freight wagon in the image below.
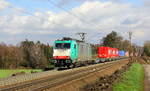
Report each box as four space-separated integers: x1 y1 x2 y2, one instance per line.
118 50 125 57
52 37 92 68
97 47 119 62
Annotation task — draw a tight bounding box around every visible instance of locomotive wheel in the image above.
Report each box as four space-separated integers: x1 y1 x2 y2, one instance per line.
67 64 71 68
67 64 75 69
70 64 75 68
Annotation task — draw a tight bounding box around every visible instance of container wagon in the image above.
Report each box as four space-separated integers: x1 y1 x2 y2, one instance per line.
112 48 118 58
125 51 129 57
97 47 119 62
118 50 125 59
52 37 92 68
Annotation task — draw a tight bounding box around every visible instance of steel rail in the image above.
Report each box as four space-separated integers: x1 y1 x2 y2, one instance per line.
0 59 127 91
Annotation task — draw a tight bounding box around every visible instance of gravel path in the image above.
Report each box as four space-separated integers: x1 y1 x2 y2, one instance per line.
0 70 59 87
0 63 109 88
0 60 128 90
143 65 150 91
0 64 105 88
0 61 119 89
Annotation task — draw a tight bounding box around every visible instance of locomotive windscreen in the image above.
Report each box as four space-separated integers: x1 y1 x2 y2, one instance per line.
55 43 70 49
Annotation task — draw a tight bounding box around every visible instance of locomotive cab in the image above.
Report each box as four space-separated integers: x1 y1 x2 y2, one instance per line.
53 43 71 59
53 40 78 68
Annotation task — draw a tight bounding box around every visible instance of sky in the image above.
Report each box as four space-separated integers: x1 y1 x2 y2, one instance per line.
0 0 150 46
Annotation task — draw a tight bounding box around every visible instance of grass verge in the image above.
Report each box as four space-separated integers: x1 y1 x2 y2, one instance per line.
113 63 144 91
0 69 42 78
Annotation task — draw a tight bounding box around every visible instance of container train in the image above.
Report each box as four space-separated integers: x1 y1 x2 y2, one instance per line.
52 37 128 68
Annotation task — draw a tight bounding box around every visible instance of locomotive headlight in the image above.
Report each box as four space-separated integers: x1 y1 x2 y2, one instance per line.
54 60 57 63
66 60 70 63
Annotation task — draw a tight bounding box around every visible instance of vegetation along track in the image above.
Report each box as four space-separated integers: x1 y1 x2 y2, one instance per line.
0 59 129 91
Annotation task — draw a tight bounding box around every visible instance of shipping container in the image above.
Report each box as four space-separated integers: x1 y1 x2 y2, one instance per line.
119 50 125 57
125 51 129 57
98 47 112 58
111 48 118 58
97 47 119 62
114 48 119 57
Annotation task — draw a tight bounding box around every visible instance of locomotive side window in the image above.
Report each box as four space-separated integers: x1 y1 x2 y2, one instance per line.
74 44 76 48
55 43 70 49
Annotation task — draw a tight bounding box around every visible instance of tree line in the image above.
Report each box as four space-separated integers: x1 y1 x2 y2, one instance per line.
0 31 149 69
0 39 53 69
143 41 150 56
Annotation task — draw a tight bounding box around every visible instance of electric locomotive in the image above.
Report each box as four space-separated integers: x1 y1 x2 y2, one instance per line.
52 37 92 68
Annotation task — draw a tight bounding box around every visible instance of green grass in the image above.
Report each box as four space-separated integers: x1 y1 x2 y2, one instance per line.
0 69 42 78
113 63 144 91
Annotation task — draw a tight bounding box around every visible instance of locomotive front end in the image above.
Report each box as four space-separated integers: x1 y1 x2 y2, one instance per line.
53 41 72 67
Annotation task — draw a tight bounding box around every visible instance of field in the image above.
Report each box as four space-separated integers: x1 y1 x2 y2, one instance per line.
113 63 144 91
0 69 43 78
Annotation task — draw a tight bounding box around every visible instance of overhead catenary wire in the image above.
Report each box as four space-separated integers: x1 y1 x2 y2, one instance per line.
7 1 93 27
5 4 67 38
7 1 109 35
47 0 104 30
47 0 108 42
6 4 66 28
47 0 90 24
8 5 34 16
8 0 108 32
7 5 46 21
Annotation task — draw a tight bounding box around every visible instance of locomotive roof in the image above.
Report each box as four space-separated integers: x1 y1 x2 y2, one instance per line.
56 37 84 42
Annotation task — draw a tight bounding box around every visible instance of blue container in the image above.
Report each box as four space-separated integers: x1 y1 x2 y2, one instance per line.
119 50 125 56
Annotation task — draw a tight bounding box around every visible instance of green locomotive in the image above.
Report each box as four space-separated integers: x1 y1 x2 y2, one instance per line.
52 37 92 68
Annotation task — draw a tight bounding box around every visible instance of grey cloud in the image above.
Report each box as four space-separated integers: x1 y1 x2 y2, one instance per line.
0 0 150 45
56 0 96 6
0 0 10 11
142 0 150 6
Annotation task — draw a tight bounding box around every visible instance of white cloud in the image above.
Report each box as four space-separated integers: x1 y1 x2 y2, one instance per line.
0 0 150 45
142 0 150 6
133 30 145 38
0 0 9 11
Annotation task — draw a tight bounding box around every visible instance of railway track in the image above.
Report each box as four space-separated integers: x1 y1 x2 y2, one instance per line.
0 59 128 91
